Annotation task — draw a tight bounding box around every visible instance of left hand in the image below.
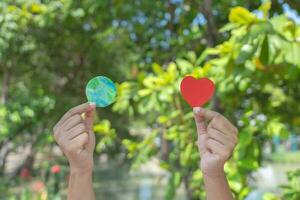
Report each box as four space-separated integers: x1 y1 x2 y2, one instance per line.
53 102 96 174
193 107 238 177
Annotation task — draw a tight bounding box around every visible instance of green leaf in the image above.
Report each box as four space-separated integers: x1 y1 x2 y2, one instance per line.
157 115 169 124
219 23 241 32
152 63 164 75
285 43 300 67
176 58 193 74
239 131 252 147
174 171 181 187
180 143 193 166
71 8 85 18
249 22 274 39
260 34 269 65
229 6 258 25
259 1 271 19
238 159 259 170
165 171 181 200
29 3 46 14
236 43 259 65
138 88 152 97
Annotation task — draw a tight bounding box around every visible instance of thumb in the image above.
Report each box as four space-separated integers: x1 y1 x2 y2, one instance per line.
193 107 207 135
85 103 96 131
193 107 208 156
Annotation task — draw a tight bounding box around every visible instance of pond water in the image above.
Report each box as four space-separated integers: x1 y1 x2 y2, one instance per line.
245 162 300 200
92 158 300 200
93 159 187 200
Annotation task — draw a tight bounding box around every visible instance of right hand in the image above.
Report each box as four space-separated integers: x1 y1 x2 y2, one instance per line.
53 102 96 174
193 107 238 178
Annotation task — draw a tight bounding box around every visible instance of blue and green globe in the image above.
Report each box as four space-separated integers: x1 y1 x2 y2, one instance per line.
85 76 117 107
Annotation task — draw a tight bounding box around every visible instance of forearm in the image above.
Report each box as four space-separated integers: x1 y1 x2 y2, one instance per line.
203 172 233 200
68 170 95 200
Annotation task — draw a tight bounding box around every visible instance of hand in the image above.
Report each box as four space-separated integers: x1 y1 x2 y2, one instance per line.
53 102 96 174
193 107 238 178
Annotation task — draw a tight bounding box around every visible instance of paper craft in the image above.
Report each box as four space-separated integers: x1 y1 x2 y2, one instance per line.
86 76 117 107
180 76 215 107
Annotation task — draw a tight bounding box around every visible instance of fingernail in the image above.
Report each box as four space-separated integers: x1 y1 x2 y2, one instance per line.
89 102 96 108
193 107 202 114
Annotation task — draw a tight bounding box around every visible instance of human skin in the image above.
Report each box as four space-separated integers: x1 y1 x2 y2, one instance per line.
193 107 238 200
53 103 237 200
53 102 96 200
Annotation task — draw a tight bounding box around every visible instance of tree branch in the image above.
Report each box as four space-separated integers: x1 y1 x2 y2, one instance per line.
199 0 218 47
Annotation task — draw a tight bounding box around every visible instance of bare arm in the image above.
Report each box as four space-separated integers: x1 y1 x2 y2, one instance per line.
193 107 238 200
53 102 96 200
68 170 95 200
203 173 233 200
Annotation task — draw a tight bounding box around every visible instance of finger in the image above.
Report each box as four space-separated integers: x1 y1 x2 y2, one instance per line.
54 103 90 131
67 123 86 140
207 127 231 146
55 131 68 147
85 103 95 131
64 114 82 131
54 102 95 131
194 107 219 122
206 138 225 155
70 132 89 149
60 102 95 126
197 133 208 156
193 107 207 135
85 109 96 150
208 114 238 136
54 115 82 140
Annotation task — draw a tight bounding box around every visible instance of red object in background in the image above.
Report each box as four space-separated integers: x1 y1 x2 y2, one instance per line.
20 168 31 179
51 165 61 174
31 180 45 193
180 76 215 107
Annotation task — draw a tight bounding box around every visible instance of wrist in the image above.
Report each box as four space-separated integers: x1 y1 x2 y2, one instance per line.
203 169 226 180
201 162 225 179
69 157 94 176
70 166 93 177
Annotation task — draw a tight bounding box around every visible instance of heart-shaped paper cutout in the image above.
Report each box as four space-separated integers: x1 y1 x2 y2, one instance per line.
180 76 215 107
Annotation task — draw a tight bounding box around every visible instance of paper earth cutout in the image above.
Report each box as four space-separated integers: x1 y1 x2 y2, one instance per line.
180 76 215 108
86 76 117 107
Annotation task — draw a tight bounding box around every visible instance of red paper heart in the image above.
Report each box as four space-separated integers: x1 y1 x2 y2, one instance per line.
180 76 215 107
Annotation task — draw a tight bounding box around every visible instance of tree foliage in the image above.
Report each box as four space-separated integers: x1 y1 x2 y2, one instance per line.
0 0 300 199
114 1 300 199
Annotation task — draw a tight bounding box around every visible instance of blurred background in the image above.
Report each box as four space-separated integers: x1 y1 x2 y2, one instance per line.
0 0 300 199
